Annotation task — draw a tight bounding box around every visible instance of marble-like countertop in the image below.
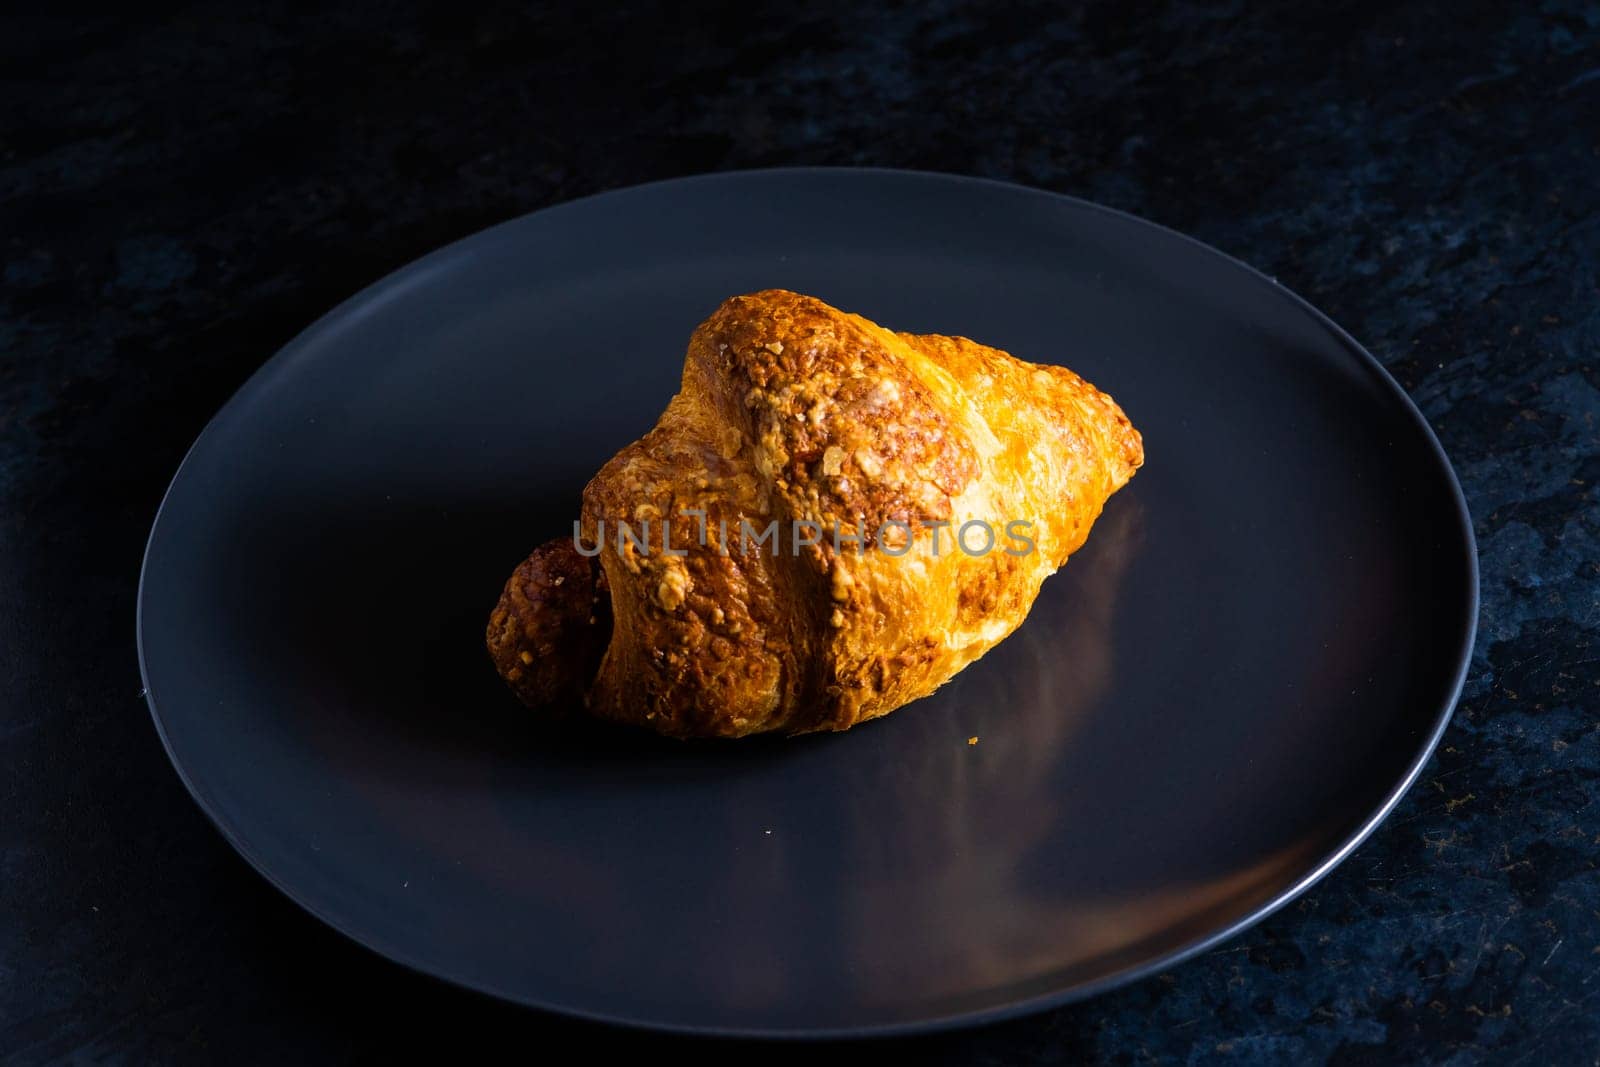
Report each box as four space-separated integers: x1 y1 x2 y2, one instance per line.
4 2 1597 1062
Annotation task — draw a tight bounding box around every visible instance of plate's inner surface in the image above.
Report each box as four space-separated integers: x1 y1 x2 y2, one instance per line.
139 172 1473 1033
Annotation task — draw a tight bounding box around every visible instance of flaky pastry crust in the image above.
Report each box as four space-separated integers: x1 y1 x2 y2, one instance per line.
487 290 1142 738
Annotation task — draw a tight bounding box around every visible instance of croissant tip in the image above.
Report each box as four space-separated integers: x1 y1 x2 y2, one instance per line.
486 538 610 709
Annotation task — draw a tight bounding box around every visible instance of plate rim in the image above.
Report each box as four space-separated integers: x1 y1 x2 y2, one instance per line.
136 166 1481 1040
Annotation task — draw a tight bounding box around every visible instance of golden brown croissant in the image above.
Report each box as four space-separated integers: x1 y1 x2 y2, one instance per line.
487 289 1142 738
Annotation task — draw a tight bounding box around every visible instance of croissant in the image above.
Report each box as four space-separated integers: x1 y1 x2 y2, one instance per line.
486 290 1142 738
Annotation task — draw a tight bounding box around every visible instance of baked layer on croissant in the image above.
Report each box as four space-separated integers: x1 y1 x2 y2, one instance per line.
487 290 1142 738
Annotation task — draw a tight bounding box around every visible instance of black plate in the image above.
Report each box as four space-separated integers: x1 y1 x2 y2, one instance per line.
137 169 1477 1037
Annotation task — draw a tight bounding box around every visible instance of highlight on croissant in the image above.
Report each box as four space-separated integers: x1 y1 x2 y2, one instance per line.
572 514 1039 559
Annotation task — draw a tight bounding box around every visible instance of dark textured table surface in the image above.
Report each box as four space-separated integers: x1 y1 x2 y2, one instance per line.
4 2 1598 1062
